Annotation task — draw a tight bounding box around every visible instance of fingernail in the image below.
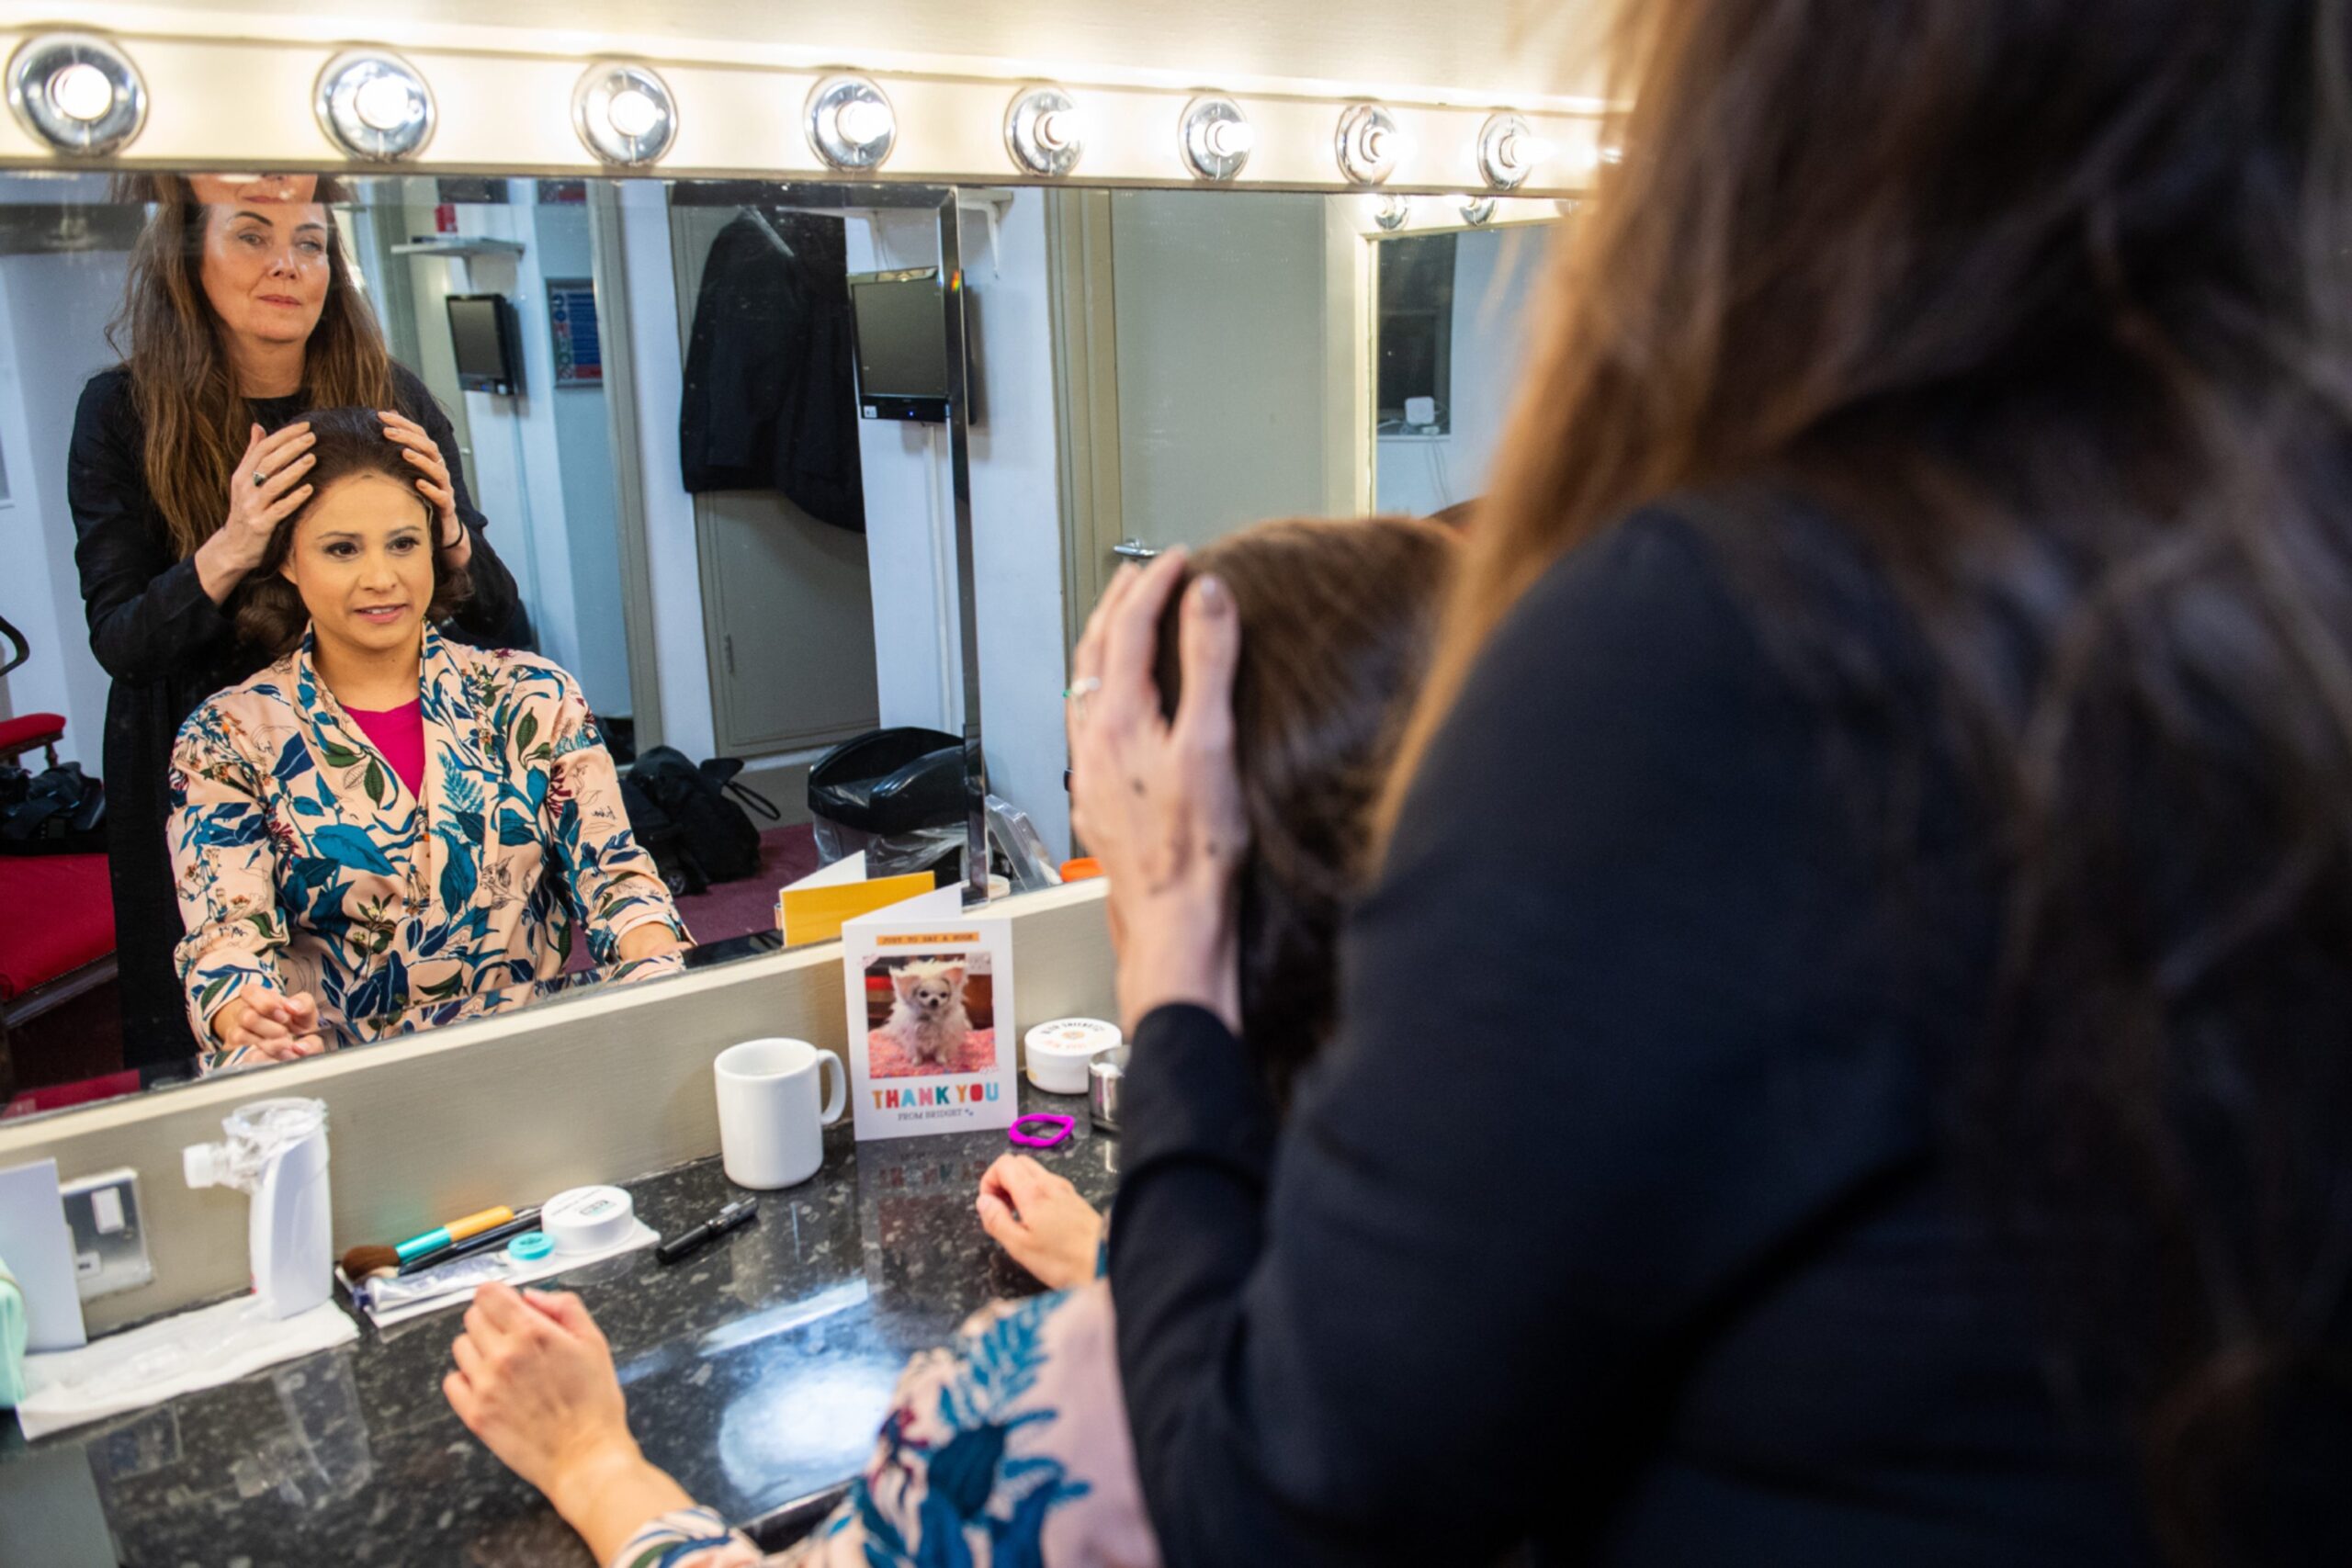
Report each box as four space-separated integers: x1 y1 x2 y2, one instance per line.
1196 575 1230 614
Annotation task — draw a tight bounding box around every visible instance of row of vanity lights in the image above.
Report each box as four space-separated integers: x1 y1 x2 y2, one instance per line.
4 29 1599 196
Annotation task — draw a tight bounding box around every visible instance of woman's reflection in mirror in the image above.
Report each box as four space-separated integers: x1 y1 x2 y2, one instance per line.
167 410 682 1071
69 173 527 1067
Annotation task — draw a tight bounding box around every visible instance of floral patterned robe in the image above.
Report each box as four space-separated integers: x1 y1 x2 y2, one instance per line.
168 626 684 1070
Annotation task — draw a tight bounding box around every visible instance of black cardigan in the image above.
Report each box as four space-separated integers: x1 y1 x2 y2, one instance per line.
66 364 522 1066
1109 510 2158 1566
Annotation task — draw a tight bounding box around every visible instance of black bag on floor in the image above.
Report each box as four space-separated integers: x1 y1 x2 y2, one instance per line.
623 747 777 896
0 761 106 855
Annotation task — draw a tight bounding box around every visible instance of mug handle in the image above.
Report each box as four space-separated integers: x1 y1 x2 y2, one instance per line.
817 1052 849 1124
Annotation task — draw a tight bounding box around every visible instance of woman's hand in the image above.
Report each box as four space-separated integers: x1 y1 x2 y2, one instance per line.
196 423 314 604
615 922 688 964
210 988 326 1061
1067 553 1248 1032
379 411 469 573
446 1285 635 1502
446 1285 695 1562
977 1155 1105 1289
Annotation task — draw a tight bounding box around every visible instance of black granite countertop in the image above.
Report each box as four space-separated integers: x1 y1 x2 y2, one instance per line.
0 1085 1118 1567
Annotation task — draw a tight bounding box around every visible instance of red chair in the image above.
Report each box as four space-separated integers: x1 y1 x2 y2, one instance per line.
0 615 118 1100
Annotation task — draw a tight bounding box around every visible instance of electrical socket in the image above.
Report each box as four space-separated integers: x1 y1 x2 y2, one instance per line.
60 1167 153 1302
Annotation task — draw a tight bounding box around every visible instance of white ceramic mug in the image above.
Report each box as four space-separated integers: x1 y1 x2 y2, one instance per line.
714 1038 849 1190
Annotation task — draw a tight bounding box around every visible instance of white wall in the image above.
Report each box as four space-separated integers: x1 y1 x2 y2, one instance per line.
529 198 632 717
964 191 1071 859
616 179 718 761
0 246 130 771
844 209 964 738
1374 223 1551 517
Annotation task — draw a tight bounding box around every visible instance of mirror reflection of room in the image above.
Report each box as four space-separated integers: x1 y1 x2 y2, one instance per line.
0 174 981 1107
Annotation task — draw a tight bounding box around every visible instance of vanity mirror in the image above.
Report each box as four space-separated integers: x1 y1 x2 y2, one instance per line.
0 171 991 1116
0 164 1568 1131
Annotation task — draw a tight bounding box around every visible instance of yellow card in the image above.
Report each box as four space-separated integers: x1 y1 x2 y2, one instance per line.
777 872 937 946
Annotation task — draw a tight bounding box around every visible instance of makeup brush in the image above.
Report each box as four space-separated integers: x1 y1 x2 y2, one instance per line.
338 1205 519 1281
394 1210 542 1276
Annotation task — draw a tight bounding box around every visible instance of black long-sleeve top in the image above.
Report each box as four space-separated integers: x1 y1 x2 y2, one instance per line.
67 363 523 1065
1109 508 2157 1566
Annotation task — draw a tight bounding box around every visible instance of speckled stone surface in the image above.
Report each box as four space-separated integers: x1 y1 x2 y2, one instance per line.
0 1084 1118 1567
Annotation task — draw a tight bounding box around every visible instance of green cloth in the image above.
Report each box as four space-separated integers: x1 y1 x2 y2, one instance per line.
0 1258 28 1408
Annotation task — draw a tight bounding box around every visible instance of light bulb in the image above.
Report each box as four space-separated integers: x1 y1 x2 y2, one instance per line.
354 73 415 132
1036 107 1080 151
1362 125 1411 167
47 61 113 123
1499 131 1555 173
606 86 661 139
836 97 892 149
1205 118 1254 159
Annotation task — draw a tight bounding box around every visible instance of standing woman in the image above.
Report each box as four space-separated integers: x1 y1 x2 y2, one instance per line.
1078 1 2352 1564
69 173 522 1067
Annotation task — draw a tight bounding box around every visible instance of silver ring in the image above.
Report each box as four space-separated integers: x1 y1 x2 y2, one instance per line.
254 468 270 488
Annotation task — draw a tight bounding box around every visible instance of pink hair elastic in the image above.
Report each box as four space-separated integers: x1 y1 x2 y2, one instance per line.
1008 1112 1075 1149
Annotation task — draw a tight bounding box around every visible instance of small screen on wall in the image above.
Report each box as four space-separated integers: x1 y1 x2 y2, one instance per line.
850 276 951 400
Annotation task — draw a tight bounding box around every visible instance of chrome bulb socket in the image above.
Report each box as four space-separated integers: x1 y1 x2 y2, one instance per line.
6 33 147 156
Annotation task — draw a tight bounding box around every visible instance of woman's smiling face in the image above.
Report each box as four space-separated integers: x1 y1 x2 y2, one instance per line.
279 472 435 661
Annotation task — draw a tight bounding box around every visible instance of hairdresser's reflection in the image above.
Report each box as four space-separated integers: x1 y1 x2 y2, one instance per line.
70 173 525 1067
168 410 682 1071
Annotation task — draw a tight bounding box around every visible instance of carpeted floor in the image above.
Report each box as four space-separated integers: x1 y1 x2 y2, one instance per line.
673 823 824 947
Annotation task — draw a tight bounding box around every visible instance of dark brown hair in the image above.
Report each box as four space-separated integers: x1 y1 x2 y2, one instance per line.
232 407 468 657
1380 2 2352 1558
107 173 397 559
1155 516 1456 1100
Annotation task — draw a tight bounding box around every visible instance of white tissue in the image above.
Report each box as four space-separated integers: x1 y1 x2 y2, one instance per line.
16 1292 356 1441
345 1219 661 1330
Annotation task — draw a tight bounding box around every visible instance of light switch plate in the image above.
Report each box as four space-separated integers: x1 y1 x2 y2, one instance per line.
60 1168 153 1301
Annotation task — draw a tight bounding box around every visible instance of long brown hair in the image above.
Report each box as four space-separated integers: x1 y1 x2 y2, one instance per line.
107 174 397 560
232 407 469 658
1386 2 2352 1558
1156 517 1455 1100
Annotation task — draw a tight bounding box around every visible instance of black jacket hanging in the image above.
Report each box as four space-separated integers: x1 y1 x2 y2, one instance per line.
679 208 866 533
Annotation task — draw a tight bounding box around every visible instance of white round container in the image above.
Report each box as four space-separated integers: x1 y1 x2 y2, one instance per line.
540 1184 635 1254
1024 1017 1123 1095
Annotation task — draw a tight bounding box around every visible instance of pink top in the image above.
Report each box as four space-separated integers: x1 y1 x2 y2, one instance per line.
344 699 426 799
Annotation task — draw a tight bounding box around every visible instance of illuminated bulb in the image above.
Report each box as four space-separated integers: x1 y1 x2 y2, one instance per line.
1499 131 1555 173
1035 107 1081 151
606 86 661 139
836 97 892 148
354 73 416 132
47 61 114 123
1204 118 1254 159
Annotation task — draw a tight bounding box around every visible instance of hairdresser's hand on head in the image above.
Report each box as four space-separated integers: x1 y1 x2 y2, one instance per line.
209 987 325 1062
194 423 315 604
978 1154 1105 1290
379 411 469 572
1068 551 1247 1033
446 1284 694 1562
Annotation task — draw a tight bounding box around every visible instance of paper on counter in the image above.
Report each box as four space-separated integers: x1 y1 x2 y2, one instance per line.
0 1158 87 1352
345 1220 661 1330
17 1292 356 1441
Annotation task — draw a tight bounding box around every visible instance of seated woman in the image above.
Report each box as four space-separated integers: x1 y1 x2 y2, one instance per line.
437 514 1456 1566
168 408 686 1070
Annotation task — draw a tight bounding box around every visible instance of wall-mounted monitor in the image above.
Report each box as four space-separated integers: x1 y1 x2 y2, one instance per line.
446 292 523 396
847 267 950 423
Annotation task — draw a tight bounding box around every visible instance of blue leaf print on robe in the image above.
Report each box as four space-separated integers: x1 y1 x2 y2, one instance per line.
312 823 395 874
272 736 314 784
189 804 268 850
438 836 478 915
497 808 537 846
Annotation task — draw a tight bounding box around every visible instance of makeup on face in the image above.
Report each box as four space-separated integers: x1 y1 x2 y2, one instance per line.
282 474 435 664
199 200 331 346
